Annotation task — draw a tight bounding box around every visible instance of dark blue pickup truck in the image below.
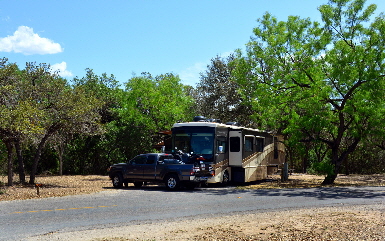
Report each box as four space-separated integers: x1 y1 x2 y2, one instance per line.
107 153 212 190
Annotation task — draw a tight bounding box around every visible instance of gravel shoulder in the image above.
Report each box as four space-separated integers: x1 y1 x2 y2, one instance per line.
2 174 385 240
29 204 385 241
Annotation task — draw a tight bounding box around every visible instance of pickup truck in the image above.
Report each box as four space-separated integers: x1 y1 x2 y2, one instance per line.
107 153 212 190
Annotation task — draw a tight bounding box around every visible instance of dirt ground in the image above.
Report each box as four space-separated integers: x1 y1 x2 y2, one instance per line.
2 174 385 240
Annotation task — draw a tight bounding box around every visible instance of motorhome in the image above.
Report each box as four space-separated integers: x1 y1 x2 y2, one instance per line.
171 117 285 184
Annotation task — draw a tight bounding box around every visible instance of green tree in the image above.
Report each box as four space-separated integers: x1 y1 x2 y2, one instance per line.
196 55 254 126
65 69 121 174
118 73 194 157
233 0 385 184
0 58 44 185
0 61 104 184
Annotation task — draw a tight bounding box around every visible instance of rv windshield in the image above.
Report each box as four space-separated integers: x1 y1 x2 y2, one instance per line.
174 132 214 155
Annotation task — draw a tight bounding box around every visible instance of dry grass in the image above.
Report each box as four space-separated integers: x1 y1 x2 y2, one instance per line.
0 175 111 201
1 173 385 202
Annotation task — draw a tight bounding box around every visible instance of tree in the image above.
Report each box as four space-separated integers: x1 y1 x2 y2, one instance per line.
0 61 104 184
26 64 104 183
233 0 385 184
0 58 44 185
65 69 121 174
196 55 254 126
117 73 194 157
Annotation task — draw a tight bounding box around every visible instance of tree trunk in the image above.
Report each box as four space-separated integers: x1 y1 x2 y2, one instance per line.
321 139 359 185
29 133 52 184
14 140 26 184
322 173 337 185
58 142 64 176
322 147 341 185
5 141 14 186
29 142 45 184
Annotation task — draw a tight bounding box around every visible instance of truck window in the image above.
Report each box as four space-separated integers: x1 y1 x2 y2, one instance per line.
146 155 156 164
129 156 146 165
158 155 176 164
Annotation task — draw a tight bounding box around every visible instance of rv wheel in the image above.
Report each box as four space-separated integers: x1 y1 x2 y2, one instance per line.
222 171 230 186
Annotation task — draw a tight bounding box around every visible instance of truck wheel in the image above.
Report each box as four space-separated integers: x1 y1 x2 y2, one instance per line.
112 173 123 188
134 181 143 188
165 174 180 190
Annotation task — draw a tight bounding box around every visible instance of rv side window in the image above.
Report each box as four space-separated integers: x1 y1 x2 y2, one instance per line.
274 137 279 159
216 140 227 153
256 138 264 152
230 137 240 152
244 136 254 152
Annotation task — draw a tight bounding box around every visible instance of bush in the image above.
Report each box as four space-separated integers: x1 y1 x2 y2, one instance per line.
307 159 335 176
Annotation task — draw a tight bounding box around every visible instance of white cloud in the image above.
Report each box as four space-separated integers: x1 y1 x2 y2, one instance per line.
178 51 235 87
51 62 73 78
219 51 233 58
0 26 63 55
179 62 207 87
2 16 10 22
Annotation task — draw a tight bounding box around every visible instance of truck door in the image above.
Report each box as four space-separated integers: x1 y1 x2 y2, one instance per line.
229 130 242 166
142 155 157 180
126 155 147 180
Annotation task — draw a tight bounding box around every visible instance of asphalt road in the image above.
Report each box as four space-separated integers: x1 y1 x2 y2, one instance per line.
1 185 385 240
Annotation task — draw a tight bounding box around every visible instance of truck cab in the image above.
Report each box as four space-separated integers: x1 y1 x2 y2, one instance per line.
108 153 212 190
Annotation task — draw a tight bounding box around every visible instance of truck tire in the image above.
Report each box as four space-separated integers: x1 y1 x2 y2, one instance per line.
112 173 123 188
134 181 143 188
165 174 180 190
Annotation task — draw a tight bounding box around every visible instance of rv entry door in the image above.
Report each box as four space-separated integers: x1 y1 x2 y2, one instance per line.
229 130 242 166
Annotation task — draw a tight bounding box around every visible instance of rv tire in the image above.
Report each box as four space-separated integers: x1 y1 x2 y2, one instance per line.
222 171 230 186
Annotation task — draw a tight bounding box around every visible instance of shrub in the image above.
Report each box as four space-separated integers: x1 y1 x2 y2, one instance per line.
307 159 335 176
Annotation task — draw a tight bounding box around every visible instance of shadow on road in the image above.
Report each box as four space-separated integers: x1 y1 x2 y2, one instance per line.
204 186 385 200
103 184 385 200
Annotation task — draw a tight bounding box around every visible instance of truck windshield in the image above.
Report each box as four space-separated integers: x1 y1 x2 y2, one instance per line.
174 132 214 155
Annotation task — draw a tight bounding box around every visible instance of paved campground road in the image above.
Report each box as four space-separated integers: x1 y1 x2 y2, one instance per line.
1 185 385 240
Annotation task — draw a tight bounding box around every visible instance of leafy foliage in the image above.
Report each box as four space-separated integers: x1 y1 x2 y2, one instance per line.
0 59 104 184
117 73 194 157
195 55 254 125
1 0 385 183
233 0 385 184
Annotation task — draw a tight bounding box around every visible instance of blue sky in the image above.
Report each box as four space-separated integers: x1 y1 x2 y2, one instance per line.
1 0 384 87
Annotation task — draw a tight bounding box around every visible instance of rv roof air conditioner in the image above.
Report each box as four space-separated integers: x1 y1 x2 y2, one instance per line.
226 122 240 126
193 116 207 122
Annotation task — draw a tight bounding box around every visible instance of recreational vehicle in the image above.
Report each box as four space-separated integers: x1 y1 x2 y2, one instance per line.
171 117 285 184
